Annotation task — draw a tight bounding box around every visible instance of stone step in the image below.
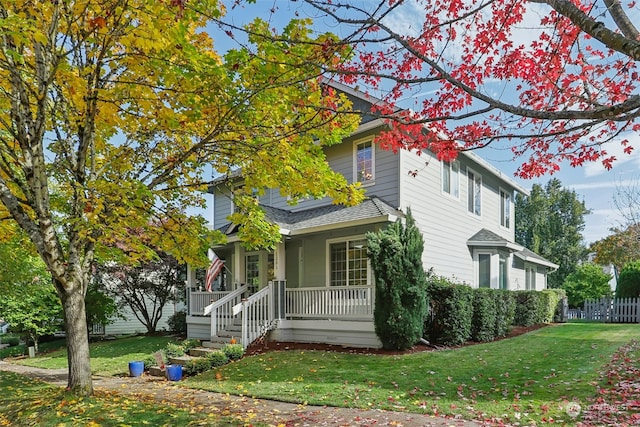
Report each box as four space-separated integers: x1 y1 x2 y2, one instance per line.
168 355 198 366
189 347 224 357
201 340 233 350
148 365 165 377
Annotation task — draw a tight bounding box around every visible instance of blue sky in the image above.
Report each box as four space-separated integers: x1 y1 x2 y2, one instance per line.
204 0 640 245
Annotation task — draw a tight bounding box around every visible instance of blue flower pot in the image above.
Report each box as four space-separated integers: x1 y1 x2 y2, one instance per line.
166 364 182 381
128 361 144 377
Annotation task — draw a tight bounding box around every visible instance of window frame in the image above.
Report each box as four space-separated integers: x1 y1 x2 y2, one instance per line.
474 249 499 289
467 168 482 217
499 187 511 229
441 160 460 199
326 236 371 287
525 264 537 290
354 139 375 185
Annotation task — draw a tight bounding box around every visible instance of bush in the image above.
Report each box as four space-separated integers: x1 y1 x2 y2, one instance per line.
563 263 612 307
181 339 200 353
222 344 244 361
367 210 428 350
206 350 229 367
541 288 566 322
494 290 515 337
616 261 640 298
163 342 186 358
168 310 187 335
142 354 159 370
183 358 212 376
514 291 546 326
471 288 497 342
0 335 20 346
425 277 474 346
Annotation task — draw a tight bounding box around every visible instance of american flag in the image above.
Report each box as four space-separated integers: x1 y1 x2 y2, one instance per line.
204 250 223 292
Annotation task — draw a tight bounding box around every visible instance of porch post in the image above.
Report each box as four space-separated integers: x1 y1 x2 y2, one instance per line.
233 242 245 290
274 241 286 281
273 280 286 319
186 263 197 315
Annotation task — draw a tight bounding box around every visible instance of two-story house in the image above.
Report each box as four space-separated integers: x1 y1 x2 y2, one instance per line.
185 82 558 349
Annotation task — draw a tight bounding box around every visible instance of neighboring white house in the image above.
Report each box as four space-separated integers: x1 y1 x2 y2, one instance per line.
185 82 558 348
92 300 183 336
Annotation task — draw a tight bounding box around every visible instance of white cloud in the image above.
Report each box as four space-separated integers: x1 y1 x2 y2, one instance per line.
583 133 640 178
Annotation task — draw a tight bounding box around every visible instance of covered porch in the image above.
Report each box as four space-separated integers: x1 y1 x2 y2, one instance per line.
185 197 403 349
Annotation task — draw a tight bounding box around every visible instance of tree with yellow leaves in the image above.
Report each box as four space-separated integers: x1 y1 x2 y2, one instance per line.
0 0 361 395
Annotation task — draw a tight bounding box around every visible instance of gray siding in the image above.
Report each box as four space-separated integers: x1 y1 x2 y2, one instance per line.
398 149 518 286
105 301 180 335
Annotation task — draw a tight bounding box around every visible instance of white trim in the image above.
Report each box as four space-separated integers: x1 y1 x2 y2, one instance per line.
499 187 512 230
514 251 559 269
468 240 524 251
353 137 375 186
441 159 460 199
467 167 482 218
460 150 529 196
474 249 497 288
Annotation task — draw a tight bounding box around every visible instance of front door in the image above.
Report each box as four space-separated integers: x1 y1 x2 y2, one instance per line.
245 252 276 294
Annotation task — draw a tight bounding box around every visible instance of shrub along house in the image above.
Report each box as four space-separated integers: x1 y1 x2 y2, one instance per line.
185 82 558 349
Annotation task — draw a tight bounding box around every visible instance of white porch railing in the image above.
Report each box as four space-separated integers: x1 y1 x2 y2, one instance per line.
204 285 248 341
285 285 374 320
237 284 276 348
190 290 232 316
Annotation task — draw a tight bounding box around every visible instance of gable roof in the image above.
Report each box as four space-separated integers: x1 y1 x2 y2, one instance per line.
467 228 558 270
220 197 402 240
467 228 524 251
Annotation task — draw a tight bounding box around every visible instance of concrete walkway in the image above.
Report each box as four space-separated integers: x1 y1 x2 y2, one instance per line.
0 360 483 427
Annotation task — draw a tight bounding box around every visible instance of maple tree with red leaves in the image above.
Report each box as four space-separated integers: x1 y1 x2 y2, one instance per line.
297 0 640 178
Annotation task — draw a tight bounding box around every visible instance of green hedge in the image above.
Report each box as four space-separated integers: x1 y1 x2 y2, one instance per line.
425 281 557 345
425 277 474 346
0 335 20 346
471 288 497 342
542 289 566 323
494 290 516 337
513 291 548 326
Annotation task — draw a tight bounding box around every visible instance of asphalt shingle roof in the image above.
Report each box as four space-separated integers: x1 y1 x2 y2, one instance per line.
220 197 402 235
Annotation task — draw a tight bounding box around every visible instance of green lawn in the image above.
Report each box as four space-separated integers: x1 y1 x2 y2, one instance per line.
14 335 177 376
0 370 232 426
10 323 640 425
185 322 640 425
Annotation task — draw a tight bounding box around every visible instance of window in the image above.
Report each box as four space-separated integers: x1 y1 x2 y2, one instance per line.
467 169 482 216
478 253 491 288
245 253 260 291
329 238 368 286
355 140 374 183
442 160 460 197
499 254 508 289
525 265 536 290
500 189 511 228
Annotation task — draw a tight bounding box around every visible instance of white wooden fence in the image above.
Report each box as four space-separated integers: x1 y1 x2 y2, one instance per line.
581 297 640 323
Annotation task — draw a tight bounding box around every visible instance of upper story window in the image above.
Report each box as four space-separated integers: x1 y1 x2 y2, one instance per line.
355 140 374 184
442 160 460 198
467 169 482 216
500 188 511 228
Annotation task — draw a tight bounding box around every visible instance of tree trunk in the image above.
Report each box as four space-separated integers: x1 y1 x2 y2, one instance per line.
60 279 93 395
